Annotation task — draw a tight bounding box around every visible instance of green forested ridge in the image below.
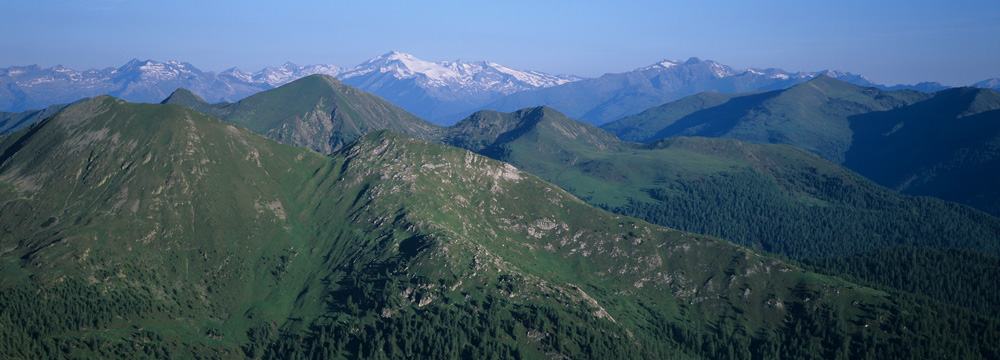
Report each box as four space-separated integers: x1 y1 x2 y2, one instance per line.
601 76 1000 216
803 246 1000 316
4 97 999 358
601 75 931 162
602 154 1000 259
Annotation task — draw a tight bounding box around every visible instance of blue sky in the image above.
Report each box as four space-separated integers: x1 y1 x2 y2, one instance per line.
3 0 999 86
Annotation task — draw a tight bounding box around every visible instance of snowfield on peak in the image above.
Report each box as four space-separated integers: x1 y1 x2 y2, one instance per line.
221 62 342 87
338 51 580 92
332 51 584 124
0 53 581 125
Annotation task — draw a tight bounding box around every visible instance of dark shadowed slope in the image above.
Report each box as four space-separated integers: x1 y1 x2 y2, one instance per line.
844 87 1000 215
602 75 931 163
0 101 80 135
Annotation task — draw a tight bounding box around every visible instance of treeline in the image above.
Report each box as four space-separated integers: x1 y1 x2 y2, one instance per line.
0 279 163 358
804 246 1000 315
3 271 1000 358
260 294 658 359
603 169 1000 317
248 269 1000 359
255 269 666 359
254 291 1000 359
604 170 1000 260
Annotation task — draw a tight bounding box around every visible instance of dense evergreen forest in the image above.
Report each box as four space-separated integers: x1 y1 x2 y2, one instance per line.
605 169 1000 325
604 169 1000 260
804 246 1000 315
3 270 1000 359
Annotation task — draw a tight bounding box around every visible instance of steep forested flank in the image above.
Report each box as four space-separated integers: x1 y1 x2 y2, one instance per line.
254 275 1000 360
3 274 999 359
803 247 1000 316
601 165 1000 260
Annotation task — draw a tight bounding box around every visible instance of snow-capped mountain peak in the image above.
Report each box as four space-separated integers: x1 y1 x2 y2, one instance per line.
372 51 460 82
219 67 252 82
345 51 473 85
637 58 735 78
641 59 682 71
332 51 583 123
218 62 341 86
340 51 579 90
0 59 349 113
113 59 202 82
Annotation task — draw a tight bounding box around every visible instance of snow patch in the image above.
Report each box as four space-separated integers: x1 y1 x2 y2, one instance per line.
338 51 580 94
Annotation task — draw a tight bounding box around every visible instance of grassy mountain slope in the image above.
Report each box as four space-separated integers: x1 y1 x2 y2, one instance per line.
4 98 998 358
0 96 340 356
602 75 930 163
159 87 217 112
443 107 1000 261
163 74 444 154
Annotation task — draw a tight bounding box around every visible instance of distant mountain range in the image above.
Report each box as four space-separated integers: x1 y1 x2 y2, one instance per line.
0 59 341 112
0 53 579 124
4 53 997 125
478 58 960 125
336 51 581 123
974 78 1000 90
